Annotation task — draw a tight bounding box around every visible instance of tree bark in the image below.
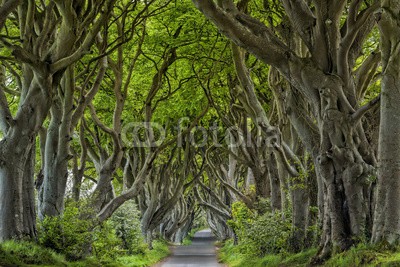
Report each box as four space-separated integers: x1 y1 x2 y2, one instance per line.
372 0 400 244
0 76 50 240
39 68 74 219
267 152 282 210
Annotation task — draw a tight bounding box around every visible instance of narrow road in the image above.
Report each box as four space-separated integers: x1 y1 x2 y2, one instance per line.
159 229 224 267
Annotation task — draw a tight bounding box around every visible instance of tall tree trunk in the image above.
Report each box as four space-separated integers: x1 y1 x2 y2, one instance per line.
372 0 400 244
267 153 282 210
23 145 38 239
0 142 37 240
39 68 74 218
290 176 310 251
39 103 67 219
0 76 51 240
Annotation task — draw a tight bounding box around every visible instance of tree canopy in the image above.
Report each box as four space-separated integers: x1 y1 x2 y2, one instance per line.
0 0 400 265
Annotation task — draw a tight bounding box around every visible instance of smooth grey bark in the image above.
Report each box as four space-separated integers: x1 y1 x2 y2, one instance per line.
0 139 37 241
162 197 195 244
140 168 160 237
231 41 314 249
87 51 126 212
39 68 74 219
173 211 195 244
267 152 282 210
226 145 239 202
23 145 37 239
0 75 51 240
230 44 300 201
372 0 400 244
71 124 87 202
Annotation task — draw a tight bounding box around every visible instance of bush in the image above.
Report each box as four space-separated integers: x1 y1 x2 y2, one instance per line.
228 201 292 256
245 210 292 255
92 221 122 260
38 205 94 260
38 201 150 261
109 200 147 255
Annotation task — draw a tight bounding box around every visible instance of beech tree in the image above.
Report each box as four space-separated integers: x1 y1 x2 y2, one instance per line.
0 0 116 241
193 0 381 260
37 0 152 219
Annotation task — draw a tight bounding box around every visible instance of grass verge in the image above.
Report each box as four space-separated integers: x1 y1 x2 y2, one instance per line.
0 239 170 267
219 240 400 267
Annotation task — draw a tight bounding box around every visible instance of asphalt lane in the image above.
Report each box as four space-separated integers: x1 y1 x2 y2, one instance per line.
159 229 224 267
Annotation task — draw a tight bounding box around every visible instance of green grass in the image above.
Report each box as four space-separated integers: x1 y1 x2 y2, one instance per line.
219 240 400 267
0 239 170 267
0 240 67 267
115 240 170 267
379 252 400 266
324 244 400 267
218 240 278 267
280 248 318 266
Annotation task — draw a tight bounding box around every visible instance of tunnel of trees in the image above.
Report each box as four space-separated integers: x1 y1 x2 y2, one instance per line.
0 0 400 265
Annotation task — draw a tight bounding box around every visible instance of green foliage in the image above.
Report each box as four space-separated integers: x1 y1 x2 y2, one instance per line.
109 201 147 255
0 202 168 266
379 252 400 266
38 201 152 262
228 201 292 256
38 205 94 261
248 210 292 255
92 221 122 260
228 201 255 237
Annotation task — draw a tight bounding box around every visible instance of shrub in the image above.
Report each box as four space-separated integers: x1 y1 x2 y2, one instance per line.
38 201 149 261
245 210 292 255
38 205 94 260
92 221 122 260
228 201 255 239
228 201 292 256
109 200 147 255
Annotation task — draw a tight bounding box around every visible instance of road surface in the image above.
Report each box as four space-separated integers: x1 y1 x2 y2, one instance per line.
158 229 224 267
